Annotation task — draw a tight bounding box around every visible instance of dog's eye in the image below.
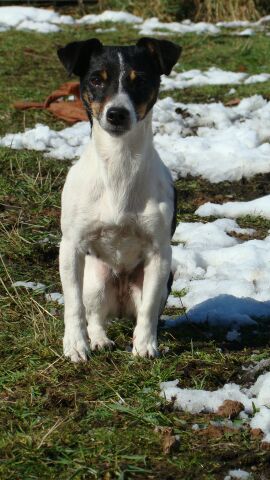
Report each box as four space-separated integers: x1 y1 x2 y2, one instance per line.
90 76 103 87
129 75 145 87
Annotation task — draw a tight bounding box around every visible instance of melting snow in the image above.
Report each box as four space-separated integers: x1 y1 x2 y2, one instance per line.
77 10 142 25
0 7 141 32
167 219 270 326
0 6 73 32
13 280 63 305
2 95 270 183
196 194 270 220
160 372 270 443
224 470 252 480
0 122 90 161
0 6 270 35
45 292 64 304
137 17 220 35
161 67 270 91
226 329 242 342
12 281 46 291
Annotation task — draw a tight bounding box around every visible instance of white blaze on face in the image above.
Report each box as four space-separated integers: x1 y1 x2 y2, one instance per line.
118 52 125 93
99 51 137 132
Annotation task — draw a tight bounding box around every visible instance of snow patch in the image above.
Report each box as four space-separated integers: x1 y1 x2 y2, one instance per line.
0 6 73 32
0 122 90 161
1 7 270 36
2 95 270 183
196 195 270 220
224 470 252 480
77 10 142 25
168 219 270 327
12 281 46 291
137 17 220 36
226 329 241 342
161 67 270 91
45 292 64 304
160 372 270 443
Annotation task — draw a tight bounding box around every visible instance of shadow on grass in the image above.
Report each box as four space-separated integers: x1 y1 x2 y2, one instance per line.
160 294 270 352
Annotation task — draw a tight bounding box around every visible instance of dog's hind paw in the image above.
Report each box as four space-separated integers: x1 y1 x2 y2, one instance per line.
63 328 89 362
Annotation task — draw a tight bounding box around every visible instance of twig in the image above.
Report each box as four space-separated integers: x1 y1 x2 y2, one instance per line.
38 418 66 449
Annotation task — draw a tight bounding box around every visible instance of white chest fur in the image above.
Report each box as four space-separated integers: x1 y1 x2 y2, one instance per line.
61 114 172 267
88 222 151 272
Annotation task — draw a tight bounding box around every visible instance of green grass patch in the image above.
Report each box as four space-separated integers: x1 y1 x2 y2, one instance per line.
1 23 270 480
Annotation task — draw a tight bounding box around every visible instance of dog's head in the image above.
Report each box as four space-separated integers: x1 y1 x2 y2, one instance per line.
57 38 181 136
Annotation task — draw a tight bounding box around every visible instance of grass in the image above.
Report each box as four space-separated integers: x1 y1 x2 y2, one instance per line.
0 15 270 480
99 0 266 22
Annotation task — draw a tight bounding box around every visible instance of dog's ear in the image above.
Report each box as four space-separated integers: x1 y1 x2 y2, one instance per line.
136 37 181 76
57 38 103 77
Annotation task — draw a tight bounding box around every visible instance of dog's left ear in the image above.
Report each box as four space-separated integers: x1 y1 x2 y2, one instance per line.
57 38 103 77
137 37 181 76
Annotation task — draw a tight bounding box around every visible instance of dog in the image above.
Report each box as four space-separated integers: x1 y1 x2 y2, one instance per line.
57 37 181 362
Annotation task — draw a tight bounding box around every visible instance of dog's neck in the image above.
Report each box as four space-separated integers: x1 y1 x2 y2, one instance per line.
91 112 155 213
92 110 154 160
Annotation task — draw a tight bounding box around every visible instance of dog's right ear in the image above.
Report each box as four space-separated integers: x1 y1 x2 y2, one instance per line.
57 38 103 77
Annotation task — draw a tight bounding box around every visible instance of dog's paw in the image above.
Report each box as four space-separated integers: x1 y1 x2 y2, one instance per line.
88 329 115 351
132 331 158 358
63 328 89 362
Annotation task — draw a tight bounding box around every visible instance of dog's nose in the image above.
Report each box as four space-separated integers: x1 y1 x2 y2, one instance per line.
106 107 130 126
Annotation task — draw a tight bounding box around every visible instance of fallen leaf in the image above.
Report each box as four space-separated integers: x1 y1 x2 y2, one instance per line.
154 426 180 454
217 400 244 419
13 81 88 124
224 98 241 107
197 424 235 439
251 428 263 438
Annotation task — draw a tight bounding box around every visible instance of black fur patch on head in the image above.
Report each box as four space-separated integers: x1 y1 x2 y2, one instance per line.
57 38 103 77
57 37 181 126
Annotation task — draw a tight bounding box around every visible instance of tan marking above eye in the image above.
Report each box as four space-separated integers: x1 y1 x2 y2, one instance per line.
100 70 108 81
130 70 137 81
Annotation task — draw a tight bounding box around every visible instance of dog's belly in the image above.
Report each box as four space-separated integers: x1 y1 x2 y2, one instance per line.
89 225 149 272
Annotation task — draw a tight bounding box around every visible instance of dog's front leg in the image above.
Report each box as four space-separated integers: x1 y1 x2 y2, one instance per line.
59 237 89 362
132 246 171 358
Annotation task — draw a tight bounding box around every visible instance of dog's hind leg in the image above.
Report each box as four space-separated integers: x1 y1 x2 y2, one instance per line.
83 255 116 350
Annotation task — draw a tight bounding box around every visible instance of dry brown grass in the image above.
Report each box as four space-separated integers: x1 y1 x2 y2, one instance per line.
98 0 175 21
194 0 260 22
97 0 261 22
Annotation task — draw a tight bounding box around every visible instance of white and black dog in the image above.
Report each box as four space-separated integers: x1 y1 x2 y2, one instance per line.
57 37 181 362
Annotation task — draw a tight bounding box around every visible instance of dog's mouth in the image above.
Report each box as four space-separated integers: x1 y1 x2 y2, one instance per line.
102 122 131 136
